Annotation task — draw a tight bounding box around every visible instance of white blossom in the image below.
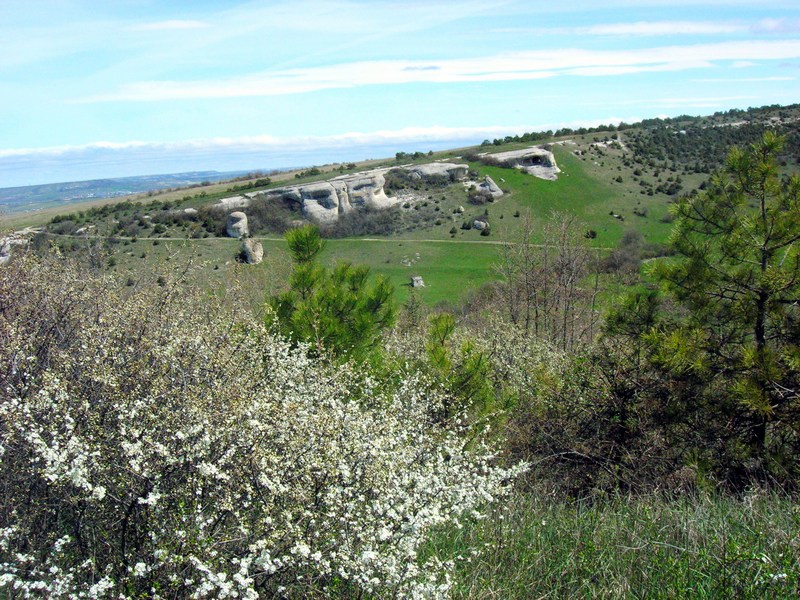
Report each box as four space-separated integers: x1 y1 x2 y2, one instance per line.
0 255 525 598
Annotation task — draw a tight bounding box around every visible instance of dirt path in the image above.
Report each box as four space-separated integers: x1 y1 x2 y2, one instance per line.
42 232 614 250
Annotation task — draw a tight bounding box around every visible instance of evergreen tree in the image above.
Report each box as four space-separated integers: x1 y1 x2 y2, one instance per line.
268 225 395 361
652 132 800 478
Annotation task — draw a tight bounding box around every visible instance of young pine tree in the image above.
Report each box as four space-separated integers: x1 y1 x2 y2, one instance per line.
268 225 395 361
652 132 800 479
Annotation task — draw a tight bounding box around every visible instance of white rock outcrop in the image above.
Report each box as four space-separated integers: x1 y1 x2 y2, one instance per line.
477 176 503 199
241 238 264 264
213 162 470 225
226 212 249 238
482 147 561 180
262 172 396 225
405 163 469 181
0 237 11 265
257 163 469 224
217 195 251 211
0 228 43 265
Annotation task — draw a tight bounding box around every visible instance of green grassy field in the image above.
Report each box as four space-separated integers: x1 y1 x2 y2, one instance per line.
106 235 501 307
322 238 502 305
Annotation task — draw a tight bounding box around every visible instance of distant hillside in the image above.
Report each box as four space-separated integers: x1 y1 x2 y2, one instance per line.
0 170 262 214
5 103 800 306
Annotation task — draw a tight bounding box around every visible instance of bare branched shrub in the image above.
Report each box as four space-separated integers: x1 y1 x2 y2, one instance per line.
0 254 522 598
495 212 600 351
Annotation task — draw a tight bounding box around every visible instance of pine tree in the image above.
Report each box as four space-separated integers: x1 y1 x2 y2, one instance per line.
268 225 395 361
653 132 800 469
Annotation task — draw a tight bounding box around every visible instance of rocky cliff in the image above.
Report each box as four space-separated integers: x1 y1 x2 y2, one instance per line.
215 163 469 224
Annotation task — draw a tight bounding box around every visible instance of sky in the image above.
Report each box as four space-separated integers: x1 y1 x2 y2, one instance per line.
1 0 800 188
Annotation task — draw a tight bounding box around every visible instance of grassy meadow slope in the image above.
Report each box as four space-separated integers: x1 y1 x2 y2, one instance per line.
5 104 799 307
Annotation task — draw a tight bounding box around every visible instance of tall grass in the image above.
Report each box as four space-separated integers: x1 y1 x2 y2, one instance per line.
425 491 800 598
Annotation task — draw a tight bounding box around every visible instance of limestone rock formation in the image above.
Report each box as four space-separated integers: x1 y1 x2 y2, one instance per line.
215 162 470 225
481 147 561 180
226 212 249 238
217 195 251 211
260 169 403 224
240 238 264 264
405 163 469 181
477 176 503 199
0 228 42 265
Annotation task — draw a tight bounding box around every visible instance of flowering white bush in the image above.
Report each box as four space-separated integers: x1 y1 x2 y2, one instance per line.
0 256 523 598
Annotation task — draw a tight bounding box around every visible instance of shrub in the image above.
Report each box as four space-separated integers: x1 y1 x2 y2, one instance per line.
0 255 522 598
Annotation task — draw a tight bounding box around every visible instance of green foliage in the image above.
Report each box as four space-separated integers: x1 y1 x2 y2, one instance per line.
268 225 396 361
650 132 800 483
422 313 503 426
426 491 800 599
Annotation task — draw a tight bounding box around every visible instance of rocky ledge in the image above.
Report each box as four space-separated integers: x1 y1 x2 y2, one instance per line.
215 163 469 225
480 147 561 181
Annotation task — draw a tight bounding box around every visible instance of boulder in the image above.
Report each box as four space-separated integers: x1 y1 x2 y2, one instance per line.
473 219 489 231
0 238 11 265
226 212 249 238
478 176 503 199
410 276 425 288
240 238 264 264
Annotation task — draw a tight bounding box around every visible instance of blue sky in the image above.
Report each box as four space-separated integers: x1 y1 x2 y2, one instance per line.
2 0 800 187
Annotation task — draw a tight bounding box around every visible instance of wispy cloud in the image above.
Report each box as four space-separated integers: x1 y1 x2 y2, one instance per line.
78 39 800 103
0 127 529 161
0 115 643 186
494 21 746 36
649 95 760 107
131 20 210 31
9 122 650 187
691 76 794 82
751 18 800 34
492 18 800 37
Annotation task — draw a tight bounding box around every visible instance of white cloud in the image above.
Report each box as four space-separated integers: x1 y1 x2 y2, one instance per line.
78 39 800 103
495 20 747 36
648 95 760 108
0 128 518 161
493 17 800 37
0 119 642 161
751 18 800 34
585 21 745 35
131 20 210 31
692 76 794 82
